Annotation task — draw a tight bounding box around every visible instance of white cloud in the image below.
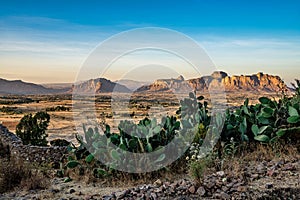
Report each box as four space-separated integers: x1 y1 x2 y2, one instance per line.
198 36 300 85
0 16 299 84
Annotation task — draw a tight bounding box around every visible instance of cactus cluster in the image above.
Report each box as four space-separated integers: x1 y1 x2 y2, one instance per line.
64 91 208 176
64 110 182 176
62 80 300 177
222 80 300 144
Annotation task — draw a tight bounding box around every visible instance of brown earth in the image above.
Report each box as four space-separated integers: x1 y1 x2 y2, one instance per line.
0 145 299 199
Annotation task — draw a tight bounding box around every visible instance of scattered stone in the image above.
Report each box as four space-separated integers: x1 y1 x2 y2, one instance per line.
150 192 157 200
196 186 206 196
222 186 229 192
69 188 76 194
180 179 187 187
116 189 129 199
257 165 266 174
226 182 234 188
265 183 273 189
153 179 162 187
233 182 243 188
75 191 83 196
188 185 196 194
237 186 246 192
283 163 296 171
251 173 259 179
85 195 93 200
164 181 170 187
50 188 60 193
206 181 215 189
216 171 225 177
102 195 111 200
170 182 178 190
220 192 231 199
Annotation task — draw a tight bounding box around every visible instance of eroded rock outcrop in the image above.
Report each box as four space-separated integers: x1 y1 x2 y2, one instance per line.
220 72 285 92
137 71 287 93
137 75 193 92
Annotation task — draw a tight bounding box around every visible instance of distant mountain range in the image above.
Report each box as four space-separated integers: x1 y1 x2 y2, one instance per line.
41 83 73 89
116 79 150 91
0 78 68 95
0 71 289 95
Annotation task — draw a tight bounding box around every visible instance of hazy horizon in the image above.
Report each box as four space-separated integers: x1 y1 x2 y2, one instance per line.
0 1 299 84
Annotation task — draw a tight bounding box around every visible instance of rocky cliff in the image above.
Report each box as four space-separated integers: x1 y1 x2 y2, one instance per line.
137 75 192 92
137 72 287 93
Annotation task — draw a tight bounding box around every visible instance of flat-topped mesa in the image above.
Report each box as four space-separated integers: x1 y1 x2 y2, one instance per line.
136 71 288 93
221 72 285 92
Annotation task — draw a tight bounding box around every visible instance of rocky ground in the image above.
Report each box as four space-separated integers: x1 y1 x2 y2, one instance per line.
1 154 299 200
102 158 299 200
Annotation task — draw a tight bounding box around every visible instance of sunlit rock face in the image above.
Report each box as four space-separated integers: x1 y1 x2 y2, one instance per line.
218 72 285 92
136 71 288 93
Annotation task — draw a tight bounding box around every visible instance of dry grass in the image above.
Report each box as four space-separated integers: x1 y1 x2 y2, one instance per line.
189 141 300 185
0 154 49 194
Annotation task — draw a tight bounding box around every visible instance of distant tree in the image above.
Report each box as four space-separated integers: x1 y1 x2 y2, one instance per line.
16 111 50 146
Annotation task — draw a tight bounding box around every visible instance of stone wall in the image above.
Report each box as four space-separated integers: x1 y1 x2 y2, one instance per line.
0 124 67 164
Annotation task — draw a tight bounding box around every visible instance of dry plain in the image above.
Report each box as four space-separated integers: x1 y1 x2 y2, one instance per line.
0 91 283 145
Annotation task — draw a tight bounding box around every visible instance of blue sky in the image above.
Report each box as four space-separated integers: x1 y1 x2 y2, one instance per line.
0 0 299 84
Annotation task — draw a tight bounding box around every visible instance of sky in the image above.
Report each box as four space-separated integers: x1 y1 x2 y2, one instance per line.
0 0 299 84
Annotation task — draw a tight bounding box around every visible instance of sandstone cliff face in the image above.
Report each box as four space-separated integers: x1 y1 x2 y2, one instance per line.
220 72 285 92
72 78 131 93
137 72 287 93
137 75 193 92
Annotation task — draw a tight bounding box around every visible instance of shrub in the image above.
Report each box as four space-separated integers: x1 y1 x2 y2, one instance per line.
0 97 34 105
0 158 49 193
0 106 22 114
16 111 50 146
46 105 70 112
188 157 209 184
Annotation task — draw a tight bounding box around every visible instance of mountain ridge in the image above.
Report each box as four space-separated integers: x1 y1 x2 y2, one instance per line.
115 79 150 91
71 78 131 93
0 71 290 95
137 71 288 93
0 78 68 95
